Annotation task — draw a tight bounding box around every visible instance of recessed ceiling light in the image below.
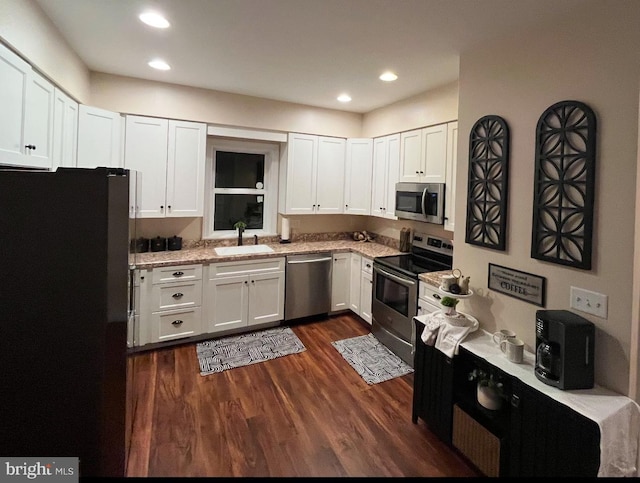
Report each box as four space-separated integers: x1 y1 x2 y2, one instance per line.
379 71 398 82
148 59 171 71
337 94 352 103
139 11 170 29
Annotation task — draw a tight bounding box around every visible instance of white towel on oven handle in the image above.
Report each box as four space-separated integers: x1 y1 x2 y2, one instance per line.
421 312 444 346
435 318 478 357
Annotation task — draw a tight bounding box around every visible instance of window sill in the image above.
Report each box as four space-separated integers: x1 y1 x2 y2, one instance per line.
203 230 278 240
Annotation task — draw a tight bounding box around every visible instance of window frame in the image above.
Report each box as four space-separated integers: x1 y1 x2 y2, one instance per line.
204 138 279 239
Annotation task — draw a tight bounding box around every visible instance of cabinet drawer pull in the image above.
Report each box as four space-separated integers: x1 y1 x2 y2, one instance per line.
172 271 184 277
433 293 442 300
171 320 184 326
25 144 36 150
172 292 184 299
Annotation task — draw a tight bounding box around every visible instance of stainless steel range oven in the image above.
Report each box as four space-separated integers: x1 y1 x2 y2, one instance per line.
372 233 453 367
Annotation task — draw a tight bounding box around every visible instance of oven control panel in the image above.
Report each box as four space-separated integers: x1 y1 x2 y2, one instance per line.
412 232 453 256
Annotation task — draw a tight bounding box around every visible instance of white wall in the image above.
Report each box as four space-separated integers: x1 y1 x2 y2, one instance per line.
455 1 640 395
362 81 459 138
0 0 90 102
90 72 362 138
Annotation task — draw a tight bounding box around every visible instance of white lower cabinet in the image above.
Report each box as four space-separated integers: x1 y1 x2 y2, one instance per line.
346 253 372 323
137 264 204 345
128 269 144 348
418 281 442 316
151 307 202 343
360 257 373 324
331 252 350 311
205 258 285 334
349 253 362 313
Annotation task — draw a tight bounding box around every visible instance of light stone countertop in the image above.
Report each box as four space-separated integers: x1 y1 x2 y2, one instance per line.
419 271 452 288
131 240 404 269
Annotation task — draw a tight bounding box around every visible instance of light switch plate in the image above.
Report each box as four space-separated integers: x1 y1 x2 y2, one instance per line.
570 286 608 319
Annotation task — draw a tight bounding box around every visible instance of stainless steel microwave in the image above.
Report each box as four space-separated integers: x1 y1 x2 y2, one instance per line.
395 182 445 224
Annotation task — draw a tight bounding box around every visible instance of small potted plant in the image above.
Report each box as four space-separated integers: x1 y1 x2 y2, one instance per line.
468 368 507 411
440 296 460 316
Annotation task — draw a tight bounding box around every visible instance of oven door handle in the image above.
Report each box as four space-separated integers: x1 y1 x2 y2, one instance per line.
374 266 416 287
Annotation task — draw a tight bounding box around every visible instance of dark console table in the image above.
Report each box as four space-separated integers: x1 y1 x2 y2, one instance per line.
412 317 640 477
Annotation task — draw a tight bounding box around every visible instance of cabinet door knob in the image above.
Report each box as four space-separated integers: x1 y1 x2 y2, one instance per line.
171 320 183 326
415 170 420 174
172 292 184 299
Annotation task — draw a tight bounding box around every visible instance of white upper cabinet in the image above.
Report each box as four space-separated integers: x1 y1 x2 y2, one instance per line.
0 43 54 169
316 136 346 214
166 120 207 217
399 123 448 183
24 70 55 169
444 121 458 232
344 138 373 215
124 115 206 218
77 105 123 168
280 133 345 215
125 115 169 218
282 133 316 214
371 133 400 219
51 88 78 170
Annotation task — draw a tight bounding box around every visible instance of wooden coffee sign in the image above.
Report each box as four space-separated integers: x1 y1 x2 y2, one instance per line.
488 263 546 307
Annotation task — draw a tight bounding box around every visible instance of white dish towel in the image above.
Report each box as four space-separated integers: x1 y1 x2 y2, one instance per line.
435 319 478 358
420 313 444 346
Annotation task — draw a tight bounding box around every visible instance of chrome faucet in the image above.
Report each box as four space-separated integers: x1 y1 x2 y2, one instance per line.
254 234 259 245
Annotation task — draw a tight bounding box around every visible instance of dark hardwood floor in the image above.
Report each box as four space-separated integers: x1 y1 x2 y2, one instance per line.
125 313 482 477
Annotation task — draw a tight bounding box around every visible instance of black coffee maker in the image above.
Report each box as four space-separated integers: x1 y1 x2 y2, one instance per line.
535 310 595 390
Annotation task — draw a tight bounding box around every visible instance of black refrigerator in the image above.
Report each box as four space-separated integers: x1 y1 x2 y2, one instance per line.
0 167 135 477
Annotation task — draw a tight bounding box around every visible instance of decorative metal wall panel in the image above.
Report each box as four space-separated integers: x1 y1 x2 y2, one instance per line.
465 115 510 250
531 100 596 270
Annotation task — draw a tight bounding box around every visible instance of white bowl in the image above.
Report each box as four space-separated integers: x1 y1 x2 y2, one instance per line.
443 313 468 327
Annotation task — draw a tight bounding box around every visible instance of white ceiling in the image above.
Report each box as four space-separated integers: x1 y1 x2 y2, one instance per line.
35 0 589 114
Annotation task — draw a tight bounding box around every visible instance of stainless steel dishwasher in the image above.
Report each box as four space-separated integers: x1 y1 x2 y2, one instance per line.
284 252 332 321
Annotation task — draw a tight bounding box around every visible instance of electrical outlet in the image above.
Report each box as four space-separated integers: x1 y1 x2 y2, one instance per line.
570 286 608 319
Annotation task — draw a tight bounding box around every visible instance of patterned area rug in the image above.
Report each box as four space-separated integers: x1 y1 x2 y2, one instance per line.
331 333 414 385
196 326 306 376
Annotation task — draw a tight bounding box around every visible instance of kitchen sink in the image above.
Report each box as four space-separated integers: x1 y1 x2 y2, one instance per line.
214 244 275 256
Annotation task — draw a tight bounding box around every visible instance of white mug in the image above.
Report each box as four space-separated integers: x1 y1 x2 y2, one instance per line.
492 329 516 345
500 337 525 363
